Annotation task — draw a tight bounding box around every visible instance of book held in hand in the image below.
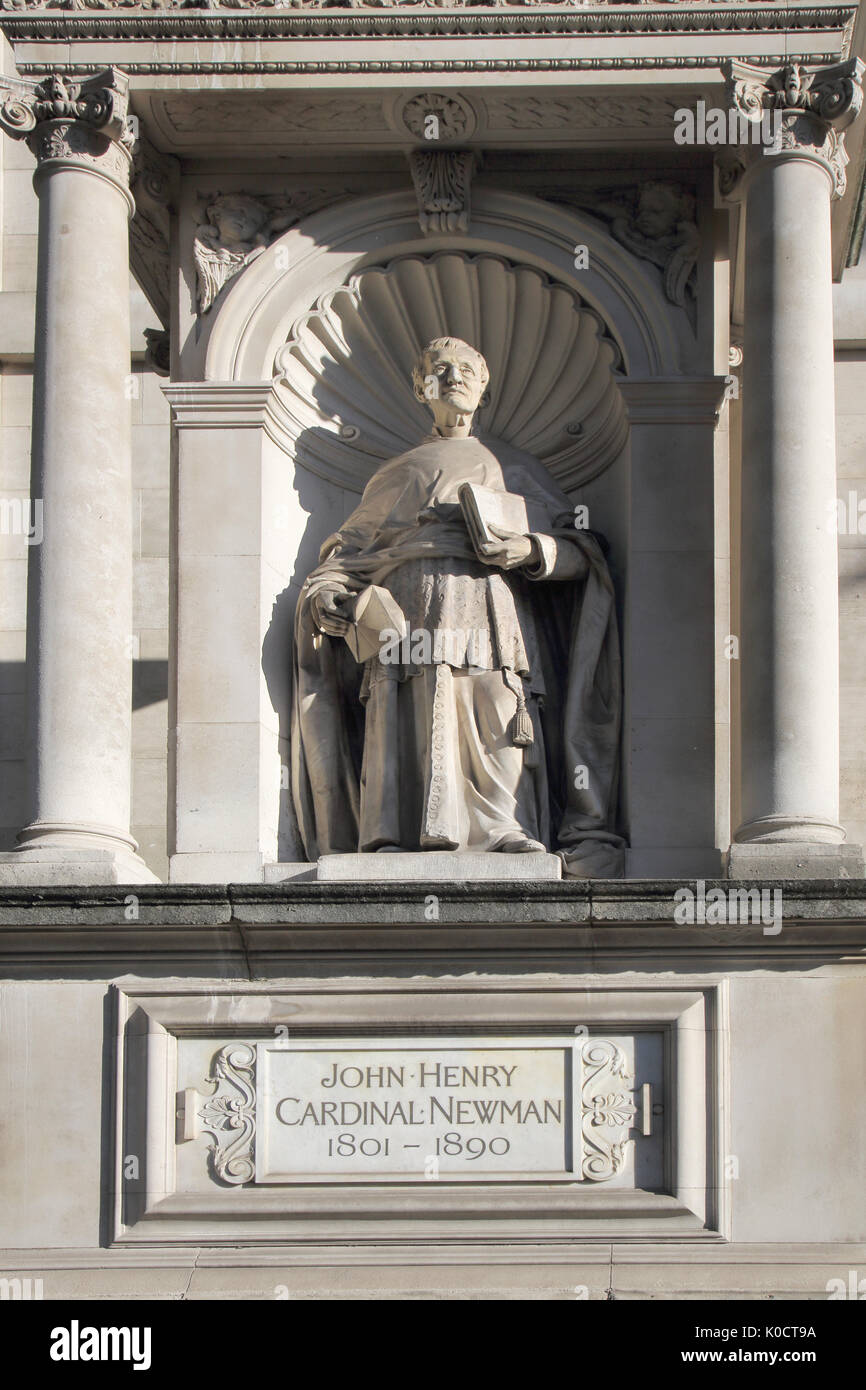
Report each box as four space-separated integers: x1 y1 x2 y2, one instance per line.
342 584 408 664
458 482 551 557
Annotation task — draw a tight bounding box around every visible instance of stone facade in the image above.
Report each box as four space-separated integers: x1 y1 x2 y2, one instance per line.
1 1 865 1303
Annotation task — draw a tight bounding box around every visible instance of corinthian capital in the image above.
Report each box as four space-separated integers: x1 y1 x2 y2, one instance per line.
722 58 865 200
0 68 136 199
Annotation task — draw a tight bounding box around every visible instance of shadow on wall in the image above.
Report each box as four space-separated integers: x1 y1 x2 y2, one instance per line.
0 660 26 850
0 658 169 851
133 659 168 712
261 428 372 863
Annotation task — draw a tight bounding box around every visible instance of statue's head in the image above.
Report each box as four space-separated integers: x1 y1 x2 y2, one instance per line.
412 337 489 434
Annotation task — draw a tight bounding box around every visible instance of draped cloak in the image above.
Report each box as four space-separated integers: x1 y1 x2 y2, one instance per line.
290 434 625 877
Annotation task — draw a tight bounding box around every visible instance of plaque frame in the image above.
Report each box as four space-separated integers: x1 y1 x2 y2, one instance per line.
110 978 730 1246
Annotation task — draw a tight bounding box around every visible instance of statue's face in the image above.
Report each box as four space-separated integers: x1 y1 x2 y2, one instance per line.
420 344 487 417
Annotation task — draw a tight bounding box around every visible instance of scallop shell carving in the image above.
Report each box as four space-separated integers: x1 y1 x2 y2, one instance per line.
273 252 627 493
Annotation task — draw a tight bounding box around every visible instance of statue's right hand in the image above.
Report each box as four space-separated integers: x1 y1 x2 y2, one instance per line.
310 585 351 637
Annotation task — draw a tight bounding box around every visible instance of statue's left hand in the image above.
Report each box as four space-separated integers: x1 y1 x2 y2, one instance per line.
477 525 537 570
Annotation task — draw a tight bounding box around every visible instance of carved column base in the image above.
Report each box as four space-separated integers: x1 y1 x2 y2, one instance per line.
727 842 864 881
0 822 158 886
0 854 158 887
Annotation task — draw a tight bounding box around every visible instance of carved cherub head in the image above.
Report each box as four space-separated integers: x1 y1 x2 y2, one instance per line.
207 194 270 251
412 337 489 434
634 182 695 241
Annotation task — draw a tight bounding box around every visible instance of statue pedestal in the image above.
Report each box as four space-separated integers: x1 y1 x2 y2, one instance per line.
316 852 562 882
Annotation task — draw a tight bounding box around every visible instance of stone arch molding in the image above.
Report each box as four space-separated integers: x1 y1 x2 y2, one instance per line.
202 188 686 489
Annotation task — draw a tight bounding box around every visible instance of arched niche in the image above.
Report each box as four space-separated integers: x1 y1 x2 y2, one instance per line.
168 186 723 882
271 250 628 494
202 188 686 387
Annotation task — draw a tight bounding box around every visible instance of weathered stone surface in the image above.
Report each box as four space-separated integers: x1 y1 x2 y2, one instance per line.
1 18 866 1304
317 852 563 882
727 842 865 880
0 883 231 927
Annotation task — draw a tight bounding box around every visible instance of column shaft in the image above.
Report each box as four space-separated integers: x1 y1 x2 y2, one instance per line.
0 70 157 882
737 154 842 844
25 164 136 845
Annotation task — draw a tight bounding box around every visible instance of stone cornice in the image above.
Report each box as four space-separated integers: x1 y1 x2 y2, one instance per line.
0 4 855 45
1 881 865 975
162 382 274 427
13 55 847 80
620 376 728 424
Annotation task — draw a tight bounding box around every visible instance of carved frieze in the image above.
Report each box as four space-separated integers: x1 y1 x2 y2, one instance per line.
147 87 695 150
483 91 684 132
162 93 389 137
409 149 474 234
0 0 855 18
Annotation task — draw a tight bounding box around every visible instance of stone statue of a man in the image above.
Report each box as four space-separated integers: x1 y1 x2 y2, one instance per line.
291 336 624 876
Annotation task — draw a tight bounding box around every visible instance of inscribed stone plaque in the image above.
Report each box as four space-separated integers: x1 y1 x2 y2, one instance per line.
117 984 726 1245
256 1038 572 1181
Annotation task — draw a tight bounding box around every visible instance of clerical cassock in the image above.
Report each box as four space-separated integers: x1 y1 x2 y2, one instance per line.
291 433 624 876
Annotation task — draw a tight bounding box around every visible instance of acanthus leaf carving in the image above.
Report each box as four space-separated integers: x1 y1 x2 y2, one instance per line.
131 136 178 328
579 1038 638 1182
724 58 865 201
0 67 132 144
409 149 474 235
198 1043 257 1186
0 67 136 190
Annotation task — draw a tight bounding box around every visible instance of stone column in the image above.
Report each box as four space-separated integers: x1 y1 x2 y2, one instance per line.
723 59 864 878
0 70 156 883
